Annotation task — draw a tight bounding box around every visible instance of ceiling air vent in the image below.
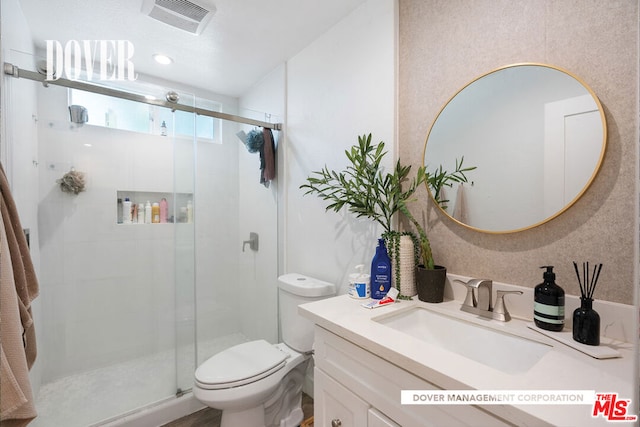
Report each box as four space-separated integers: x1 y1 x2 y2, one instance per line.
142 0 216 34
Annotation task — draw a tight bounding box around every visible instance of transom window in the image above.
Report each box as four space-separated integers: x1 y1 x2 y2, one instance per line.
69 89 221 142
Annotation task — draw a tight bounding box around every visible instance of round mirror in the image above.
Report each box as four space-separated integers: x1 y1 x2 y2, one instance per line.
423 63 606 233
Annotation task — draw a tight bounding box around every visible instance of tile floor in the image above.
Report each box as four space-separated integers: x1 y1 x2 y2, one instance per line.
31 334 248 427
162 393 314 427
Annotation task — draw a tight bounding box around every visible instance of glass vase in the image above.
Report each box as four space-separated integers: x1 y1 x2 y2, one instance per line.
572 297 600 346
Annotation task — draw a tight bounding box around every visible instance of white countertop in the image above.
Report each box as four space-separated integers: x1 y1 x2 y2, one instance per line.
299 276 636 426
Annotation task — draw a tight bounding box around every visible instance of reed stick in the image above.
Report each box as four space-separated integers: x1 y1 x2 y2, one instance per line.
573 261 584 297
574 261 603 299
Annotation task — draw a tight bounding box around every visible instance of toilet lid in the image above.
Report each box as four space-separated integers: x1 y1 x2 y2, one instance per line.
195 340 287 390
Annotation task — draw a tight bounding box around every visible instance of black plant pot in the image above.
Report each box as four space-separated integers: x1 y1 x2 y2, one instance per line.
416 265 447 303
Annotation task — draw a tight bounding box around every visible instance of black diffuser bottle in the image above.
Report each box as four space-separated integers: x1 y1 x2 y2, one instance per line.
573 298 600 345
572 262 603 346
534 266 565 332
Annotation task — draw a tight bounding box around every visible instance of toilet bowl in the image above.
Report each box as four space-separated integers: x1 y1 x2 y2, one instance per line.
193 274 336 427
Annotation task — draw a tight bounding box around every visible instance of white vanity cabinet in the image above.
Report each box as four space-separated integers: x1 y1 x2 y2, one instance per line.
314 368 370 426
313 326 512 427
368 409 401 427
315 367 401 426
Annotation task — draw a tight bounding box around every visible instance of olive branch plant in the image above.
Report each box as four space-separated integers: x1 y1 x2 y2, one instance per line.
300 133 475 296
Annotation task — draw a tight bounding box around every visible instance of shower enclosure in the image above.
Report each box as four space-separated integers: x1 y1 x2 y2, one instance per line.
3 52 280 426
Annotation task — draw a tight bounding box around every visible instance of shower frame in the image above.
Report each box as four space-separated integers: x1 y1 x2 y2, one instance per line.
4 59 281 425
3 62 283 130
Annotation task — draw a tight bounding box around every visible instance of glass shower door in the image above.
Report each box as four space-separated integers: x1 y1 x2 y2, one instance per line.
10 59 200 425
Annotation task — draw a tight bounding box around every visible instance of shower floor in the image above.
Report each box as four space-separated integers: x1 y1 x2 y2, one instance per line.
30 333 249 427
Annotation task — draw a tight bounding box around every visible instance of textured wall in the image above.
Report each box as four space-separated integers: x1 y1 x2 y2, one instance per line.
398 0 638 303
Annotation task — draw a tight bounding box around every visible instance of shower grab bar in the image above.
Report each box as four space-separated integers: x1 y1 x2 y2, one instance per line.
3 62 282 131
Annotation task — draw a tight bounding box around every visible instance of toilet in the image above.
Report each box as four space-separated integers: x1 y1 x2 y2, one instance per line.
193 273 336 427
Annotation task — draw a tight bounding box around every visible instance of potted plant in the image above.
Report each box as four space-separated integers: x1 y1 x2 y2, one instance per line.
300 133 426 298
398 200 446 302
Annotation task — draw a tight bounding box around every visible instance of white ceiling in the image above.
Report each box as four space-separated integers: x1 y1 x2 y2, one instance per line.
18 0 366 97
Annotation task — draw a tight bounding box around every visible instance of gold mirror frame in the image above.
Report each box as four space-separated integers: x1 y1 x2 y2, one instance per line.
423 63 607 234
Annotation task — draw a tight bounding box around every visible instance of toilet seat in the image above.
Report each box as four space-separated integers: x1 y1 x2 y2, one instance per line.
195 340 287 390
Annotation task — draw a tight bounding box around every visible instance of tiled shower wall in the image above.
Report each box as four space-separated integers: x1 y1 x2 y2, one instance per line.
35 83 243 382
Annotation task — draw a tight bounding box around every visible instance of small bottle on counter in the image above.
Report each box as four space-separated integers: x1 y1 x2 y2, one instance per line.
348 264 370 299
370 238 391 300
534 266 565 332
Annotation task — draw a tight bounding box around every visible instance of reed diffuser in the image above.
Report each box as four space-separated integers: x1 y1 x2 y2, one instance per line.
572 262 602 346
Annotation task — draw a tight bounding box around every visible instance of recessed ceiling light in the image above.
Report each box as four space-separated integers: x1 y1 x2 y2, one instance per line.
153 54 173 65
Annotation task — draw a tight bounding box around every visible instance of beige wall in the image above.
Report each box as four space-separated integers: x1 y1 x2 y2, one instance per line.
399 0 638 303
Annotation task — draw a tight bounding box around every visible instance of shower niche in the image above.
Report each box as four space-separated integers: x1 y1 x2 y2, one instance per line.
117 190 193 224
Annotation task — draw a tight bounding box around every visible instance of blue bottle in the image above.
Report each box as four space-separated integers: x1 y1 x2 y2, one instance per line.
371 238 391 299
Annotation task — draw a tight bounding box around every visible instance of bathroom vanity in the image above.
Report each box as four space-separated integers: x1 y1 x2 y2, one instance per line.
299 274 636 426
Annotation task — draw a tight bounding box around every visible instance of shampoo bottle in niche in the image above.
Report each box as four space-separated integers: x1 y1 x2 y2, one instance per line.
117 198 123 224
534 266 565 331
159 198 168 223
144 201 152 224
370 238 391 300
152 202 160 223
136 203 144 224
122 198 132 224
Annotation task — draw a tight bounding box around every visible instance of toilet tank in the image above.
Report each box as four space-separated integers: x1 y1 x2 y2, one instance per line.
278 273 336 353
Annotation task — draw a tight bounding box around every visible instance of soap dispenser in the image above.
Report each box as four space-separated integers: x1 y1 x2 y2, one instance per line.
534 266 565 332
370 238 391 300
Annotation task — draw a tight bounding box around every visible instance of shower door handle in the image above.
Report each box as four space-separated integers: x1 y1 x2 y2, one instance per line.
242 232 259 252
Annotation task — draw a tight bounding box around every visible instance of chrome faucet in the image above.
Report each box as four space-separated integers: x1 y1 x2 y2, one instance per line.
453 279 522 322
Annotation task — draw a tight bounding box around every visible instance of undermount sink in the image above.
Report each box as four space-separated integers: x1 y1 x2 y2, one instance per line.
374 306 551 374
